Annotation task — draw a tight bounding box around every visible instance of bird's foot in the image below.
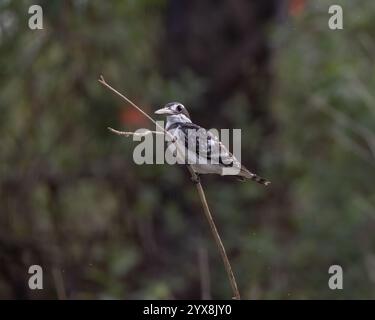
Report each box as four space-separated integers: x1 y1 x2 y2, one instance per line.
191 174 200 184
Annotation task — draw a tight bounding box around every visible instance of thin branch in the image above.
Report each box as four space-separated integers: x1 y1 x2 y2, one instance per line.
99 75 166 134
108 127 164 138
99 76 241 299
187 166 240 299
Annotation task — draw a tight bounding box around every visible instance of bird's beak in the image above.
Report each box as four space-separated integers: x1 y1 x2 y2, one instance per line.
155 107 173 115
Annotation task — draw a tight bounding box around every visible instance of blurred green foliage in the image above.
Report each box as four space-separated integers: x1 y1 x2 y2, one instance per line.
0 0 374 299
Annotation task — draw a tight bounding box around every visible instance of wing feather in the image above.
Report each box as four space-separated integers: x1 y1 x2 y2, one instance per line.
175 123 240 169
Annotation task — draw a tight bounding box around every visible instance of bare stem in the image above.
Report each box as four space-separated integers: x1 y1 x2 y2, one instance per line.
99 75 241 299
99 75 166 134
187 166 241 299
108 127 164 138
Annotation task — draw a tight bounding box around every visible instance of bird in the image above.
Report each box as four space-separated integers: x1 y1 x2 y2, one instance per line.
155 102 270 186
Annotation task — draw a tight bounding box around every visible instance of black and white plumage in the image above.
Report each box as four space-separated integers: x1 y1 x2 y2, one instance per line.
155 102 270 186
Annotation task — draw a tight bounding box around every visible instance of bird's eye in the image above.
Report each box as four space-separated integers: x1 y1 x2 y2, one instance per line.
176 105 182 112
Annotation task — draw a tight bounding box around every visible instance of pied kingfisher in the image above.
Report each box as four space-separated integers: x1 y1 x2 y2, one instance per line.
155 102 270 186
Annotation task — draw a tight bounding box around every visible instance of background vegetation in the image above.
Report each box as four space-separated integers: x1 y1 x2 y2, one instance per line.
1 0 374 299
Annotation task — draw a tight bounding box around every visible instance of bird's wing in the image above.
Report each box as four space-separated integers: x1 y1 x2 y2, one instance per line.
168 122 270 183
176 123 241 169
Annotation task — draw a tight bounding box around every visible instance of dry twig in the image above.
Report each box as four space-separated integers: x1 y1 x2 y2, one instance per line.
108 127 164 138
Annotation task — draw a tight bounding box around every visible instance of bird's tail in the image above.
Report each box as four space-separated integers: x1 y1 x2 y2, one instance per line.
238 166 271 186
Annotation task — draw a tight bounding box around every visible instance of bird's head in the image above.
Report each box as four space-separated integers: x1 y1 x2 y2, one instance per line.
155 102 190 119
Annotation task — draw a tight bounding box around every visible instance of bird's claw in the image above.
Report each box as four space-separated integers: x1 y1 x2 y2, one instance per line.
191 174 200 184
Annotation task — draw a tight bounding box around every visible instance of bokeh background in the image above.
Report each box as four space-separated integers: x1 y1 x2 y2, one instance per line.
1 0 375 299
